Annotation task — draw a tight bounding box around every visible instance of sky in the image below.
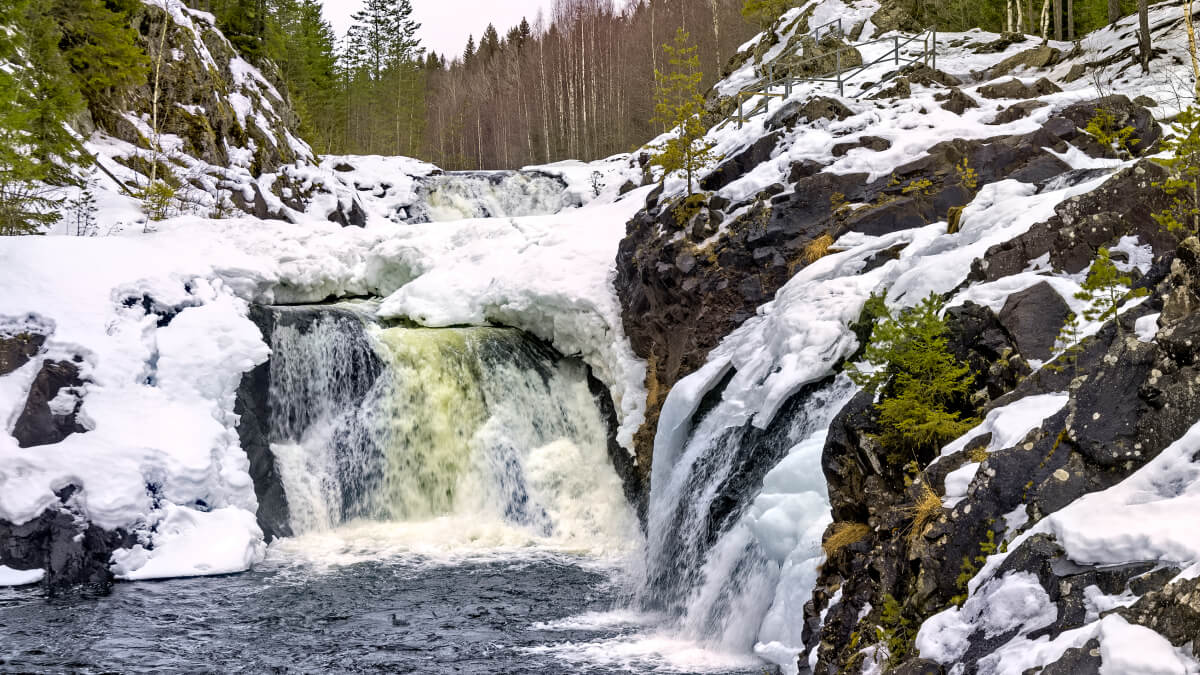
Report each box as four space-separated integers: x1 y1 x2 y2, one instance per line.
321 0 557 60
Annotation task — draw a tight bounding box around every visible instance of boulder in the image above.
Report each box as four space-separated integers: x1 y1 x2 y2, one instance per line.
1057 95 1161 158
831 135 891 157
767 96 852 130
984 46 1063 80
978 77 1062 100
998 282 1071 360
937 87 980 115
990 100 1049 125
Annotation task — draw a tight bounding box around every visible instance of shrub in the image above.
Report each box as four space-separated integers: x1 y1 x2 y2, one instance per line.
1085 107 1139 159
849 293 977 457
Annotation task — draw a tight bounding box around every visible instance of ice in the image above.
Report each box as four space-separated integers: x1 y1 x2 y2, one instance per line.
110 504 265 580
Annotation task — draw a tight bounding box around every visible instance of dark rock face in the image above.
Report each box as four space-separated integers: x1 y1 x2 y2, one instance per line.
766 96 852 131
701 132 782 192
1056 95 1163 158
998 282 1071 361
800 177 1194 673
1118 577 1200 654
982 46 1062 79
974 161 1177 282
616 98 1150 476
13 359 88 449
0 486 135 595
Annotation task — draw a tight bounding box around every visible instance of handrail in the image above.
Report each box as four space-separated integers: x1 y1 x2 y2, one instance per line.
733 26 937 128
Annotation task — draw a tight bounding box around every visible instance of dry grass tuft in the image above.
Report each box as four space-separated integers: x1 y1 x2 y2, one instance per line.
822 521 871 557
968 446 990 464
804 232 836 264
902 481 943 546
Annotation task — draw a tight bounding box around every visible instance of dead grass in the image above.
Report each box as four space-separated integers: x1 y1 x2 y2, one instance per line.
822 521 871 557
902 481 943 546
804 232 836 264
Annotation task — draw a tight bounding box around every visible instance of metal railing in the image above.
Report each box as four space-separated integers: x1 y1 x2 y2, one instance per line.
733 27 938 128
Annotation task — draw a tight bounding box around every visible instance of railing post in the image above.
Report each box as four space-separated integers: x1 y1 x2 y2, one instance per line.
836 50 843 96
895 36 900 65
932 27 937 70
738 95 744 129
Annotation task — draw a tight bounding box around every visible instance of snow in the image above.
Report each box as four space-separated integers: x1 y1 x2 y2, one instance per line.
1136 313 1161 342
938 393 1071 460
0 566 44 586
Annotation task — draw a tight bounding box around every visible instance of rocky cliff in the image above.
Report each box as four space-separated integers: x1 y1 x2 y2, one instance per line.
618 0 1200 671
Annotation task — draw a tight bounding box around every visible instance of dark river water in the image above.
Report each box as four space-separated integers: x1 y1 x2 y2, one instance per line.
0 545 768 674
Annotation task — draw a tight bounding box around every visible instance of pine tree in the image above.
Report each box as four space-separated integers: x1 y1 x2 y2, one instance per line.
50 0 147 108
849 294 977 457
1075 247 1148 336
480 23 501 60
650 28 720 197
463 34 476 65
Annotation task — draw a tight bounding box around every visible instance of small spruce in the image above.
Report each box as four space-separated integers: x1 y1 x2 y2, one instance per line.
650 28 721 198
1153 107 1200 235
849 293 977 457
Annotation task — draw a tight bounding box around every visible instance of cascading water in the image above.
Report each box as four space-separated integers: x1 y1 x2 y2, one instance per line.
401 171 581 223
262 306 636 552
639 368 857 670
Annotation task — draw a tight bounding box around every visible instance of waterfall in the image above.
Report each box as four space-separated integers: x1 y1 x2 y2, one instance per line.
641 366 857 667
401 171 581 223
258 307 636 550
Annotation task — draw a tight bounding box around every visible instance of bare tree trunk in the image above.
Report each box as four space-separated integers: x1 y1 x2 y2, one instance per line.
1108 0 1121 25
1067 0 1074 40
1040 0 1052 43
1139 0 1151 73
1186 0 1200 99
1054 0 1063 40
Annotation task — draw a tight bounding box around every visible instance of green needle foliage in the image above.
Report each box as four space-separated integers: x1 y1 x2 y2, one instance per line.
651 28 721 198
849 293 977 457
741 0 794 29
1084 108 1138 159
1075 247 1148 333
1153 107 1200 235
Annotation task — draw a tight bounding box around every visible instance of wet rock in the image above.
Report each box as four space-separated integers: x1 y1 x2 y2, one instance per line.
332 162 356 172
973 161 1177 282
0 486 135 595
998 282 1071 361
1133 94 1158 108
13 360 88 448
978 77 1062 100
892 658 944 674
